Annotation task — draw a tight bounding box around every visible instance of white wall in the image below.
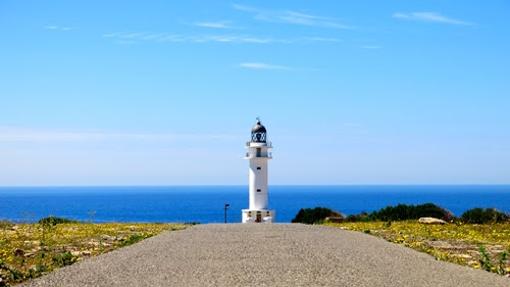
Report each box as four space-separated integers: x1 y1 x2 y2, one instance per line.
247 143 271 210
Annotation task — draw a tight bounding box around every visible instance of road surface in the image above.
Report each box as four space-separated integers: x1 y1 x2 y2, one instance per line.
23 224 509 287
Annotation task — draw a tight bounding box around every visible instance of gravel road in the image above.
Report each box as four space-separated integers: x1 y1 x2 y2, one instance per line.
22 224 509 287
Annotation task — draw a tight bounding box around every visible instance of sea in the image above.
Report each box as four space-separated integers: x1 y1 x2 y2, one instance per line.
1 186 509 223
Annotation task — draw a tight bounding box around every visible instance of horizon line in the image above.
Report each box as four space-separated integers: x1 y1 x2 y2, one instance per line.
1 184 509 188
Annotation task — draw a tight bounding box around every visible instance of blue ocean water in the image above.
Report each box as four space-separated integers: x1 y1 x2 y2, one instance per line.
0 186 509 223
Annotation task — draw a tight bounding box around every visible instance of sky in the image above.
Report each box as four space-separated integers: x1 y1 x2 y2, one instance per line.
0 1 509 185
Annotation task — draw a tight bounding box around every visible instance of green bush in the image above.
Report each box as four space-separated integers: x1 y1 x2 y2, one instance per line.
368 203 453 222
0 258 25 286
291 207 341 224
479 245 493 272
38 216 78 226
461 208 509 224
346 212 370 222
119 234 146 247
52 252 76 267
497 251 509 275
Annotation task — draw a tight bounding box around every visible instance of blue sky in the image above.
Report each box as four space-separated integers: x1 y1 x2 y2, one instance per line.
1 1 509 185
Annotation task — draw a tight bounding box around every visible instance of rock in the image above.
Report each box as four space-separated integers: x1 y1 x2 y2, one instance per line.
14 248 25 256
81 250 92 256
24 252 36 257
418 217 447 225
489 245 506 253
101 235 115 241
71 251 81 256
426 241 453 249
87 241 100 247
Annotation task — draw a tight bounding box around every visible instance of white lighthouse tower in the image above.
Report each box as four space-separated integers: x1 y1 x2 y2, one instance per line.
242 119 275 223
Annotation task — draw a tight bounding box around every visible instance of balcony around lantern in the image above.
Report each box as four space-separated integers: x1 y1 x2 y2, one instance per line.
244 152 273 159
245 141 273 148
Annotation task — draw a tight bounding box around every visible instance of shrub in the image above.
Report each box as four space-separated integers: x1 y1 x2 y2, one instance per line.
497 251 509 275
461 208 509 224
346 212 370 222
38 216 78 226
479 245 493 272
119 234 146 247
292 207 341 224
52 252 76 267
0 258 25 285
0 220 13 229
368 203 453 221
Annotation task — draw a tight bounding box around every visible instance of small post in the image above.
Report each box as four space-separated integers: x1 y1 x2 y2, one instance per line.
224 203 230 223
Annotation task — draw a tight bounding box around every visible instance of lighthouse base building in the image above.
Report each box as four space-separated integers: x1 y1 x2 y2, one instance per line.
241 209 275 223
242 119 275 223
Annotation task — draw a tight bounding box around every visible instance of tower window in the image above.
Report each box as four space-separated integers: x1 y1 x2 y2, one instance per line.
257 189 261 192
257 167 261 170
256 148 261 157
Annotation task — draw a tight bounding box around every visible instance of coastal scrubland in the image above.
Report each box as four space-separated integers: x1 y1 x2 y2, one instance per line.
292 204 510 276
325 221 510 275
0 219 185 286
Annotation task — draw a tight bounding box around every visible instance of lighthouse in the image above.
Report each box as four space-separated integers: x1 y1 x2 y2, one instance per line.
242 119 275 223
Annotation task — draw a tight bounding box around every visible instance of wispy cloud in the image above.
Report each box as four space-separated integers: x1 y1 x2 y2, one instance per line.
102 32 340 45
103 32 275 44
303 37 341 43
0 127 237 143
392 12 473 26
193 21 236 29
233 4 352 29
239 62 290 70
44 25 74 31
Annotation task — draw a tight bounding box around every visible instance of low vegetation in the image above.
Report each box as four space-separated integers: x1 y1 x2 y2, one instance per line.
325 220 510 276
291 207 341 224
37 216 78 226
292 204 510 276
461 208 509 224
292 203 455 224
0 218 185 286
293 204 509 225
368 203 454 222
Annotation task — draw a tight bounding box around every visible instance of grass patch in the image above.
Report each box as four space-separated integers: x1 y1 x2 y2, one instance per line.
325 221 510 275
0 222 186 286
119 234 145 247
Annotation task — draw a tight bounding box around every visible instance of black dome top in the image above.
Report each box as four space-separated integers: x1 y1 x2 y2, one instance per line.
250 119 267 143
251 120 267 133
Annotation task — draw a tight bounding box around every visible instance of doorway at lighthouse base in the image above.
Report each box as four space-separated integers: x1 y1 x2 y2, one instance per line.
241 209 275 223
